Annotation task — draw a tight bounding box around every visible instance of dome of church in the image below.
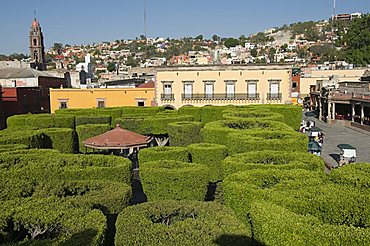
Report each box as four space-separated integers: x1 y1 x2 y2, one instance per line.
32 19 40 27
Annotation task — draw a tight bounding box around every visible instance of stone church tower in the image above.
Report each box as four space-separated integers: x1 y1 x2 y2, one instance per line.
29 18 46 71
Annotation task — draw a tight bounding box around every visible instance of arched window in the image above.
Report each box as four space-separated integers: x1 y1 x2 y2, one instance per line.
33 39 37 46
33 50 38 62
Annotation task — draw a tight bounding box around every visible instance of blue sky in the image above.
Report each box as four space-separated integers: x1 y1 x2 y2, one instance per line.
0 0 369 54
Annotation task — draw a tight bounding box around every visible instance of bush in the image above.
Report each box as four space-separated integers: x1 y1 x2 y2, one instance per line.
222 110 285 123
188 143 228 182
226 130 308 154
140 160 209 201
75 115 111 126
115 117 145 134
250 201 370 246
115 200 252 246
168 121 202 146
329 163 370 188
246 105 302 130
40 128 76 153
223 169 324 224
201 106 232 124
139 146 190 163
76 124 111 153
222 151 324 177
56 108 121 126
0 144 28 152
155 110 179 116
0 198 106 245
120 106 164 117
179 106 202 122
0 129 44 148
141 115 194 135
201 119 293 145
6 114 75 130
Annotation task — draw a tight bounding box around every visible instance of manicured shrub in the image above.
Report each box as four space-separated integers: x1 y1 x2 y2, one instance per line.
1 198 106 245
139 146 190 163
329 163 370 188
250 201 370 246
222 151 324 177
222 110 285 123
223 169 324 224
155 110 179 116
75 115 112 126
179 106 202 122
56 108 121 126
246 104 302 130
0 129 44 148
201 105 232 124
141 115 194 135
40 128 76 153
120 106 164 117
188 143 228 182
226 130 308 154
115 117 145 134
115 200 252 246
140 160 209 201
201 119 293 145
6 114 75 130
76 124 111 153
0 144 28 152
168 121 202 146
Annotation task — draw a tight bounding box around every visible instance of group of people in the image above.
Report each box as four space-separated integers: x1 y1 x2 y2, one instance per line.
299 119 315 133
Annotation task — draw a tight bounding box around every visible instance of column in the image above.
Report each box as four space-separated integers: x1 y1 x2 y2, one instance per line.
351 103 355 122
361 105 364 125
319 98 322 120
327 101 331 120
332 102 336 120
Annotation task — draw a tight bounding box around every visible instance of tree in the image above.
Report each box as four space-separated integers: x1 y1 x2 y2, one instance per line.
268 47 276 63
195 35 203 40
140 35 146 40
250 48 258 57
107 62 116 72
125 56 139 67
212 34 220 42
224 38 239 48
341 14 370 66
53 43 63 51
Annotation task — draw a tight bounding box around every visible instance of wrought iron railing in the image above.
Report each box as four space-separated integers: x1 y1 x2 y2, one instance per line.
161 94 175 100
267 93 282 100
181 93 260 100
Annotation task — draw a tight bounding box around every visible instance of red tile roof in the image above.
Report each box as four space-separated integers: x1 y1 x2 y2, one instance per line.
137 81 155 88
83 124 151 149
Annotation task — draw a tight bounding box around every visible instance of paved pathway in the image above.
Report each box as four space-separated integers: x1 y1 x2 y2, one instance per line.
306 116 370 169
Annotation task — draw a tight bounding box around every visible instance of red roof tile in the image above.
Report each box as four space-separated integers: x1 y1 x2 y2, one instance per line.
83 124 151 149
137 81 155 88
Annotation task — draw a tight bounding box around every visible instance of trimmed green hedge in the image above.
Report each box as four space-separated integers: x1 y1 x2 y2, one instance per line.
250 200 370 246
0 198 106 245
201 119 294 145
188 143 228 182
141 115 194 135
179 106 202 122
75 115 111 126
76 124 111 153
40 128 76 153
168 121 202 146
115 200 252 246
226 130 308 154
155 110 179 116
120 106 164 117
140 160 209 201
201 106 232 124
222 110 285 123
222 151 324 177
139 146 190 163
56 108 121 126
0 144 28 152
223 169 324 224
115 117 145 134
246 105 302 130
0 129 44 148
329 163 370 188
6 114 75 130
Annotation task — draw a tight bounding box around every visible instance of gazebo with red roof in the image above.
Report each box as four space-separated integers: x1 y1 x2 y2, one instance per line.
83 124 152 151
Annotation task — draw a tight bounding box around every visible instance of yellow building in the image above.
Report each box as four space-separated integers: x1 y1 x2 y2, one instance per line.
155 65 293 109
50 87 155 113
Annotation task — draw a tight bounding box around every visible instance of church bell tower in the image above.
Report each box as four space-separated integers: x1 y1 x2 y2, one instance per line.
29 18 46 71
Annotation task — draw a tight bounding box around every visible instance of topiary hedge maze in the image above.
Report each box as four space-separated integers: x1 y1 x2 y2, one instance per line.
140 160 209 201
168 121 202 146
115 200 252 246
0 149 132 245
139 146 190 163
76 124 111 153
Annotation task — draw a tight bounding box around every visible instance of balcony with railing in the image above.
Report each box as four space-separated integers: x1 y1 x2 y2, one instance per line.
266 93 282 101
161 94 175 101
181 93 260 101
